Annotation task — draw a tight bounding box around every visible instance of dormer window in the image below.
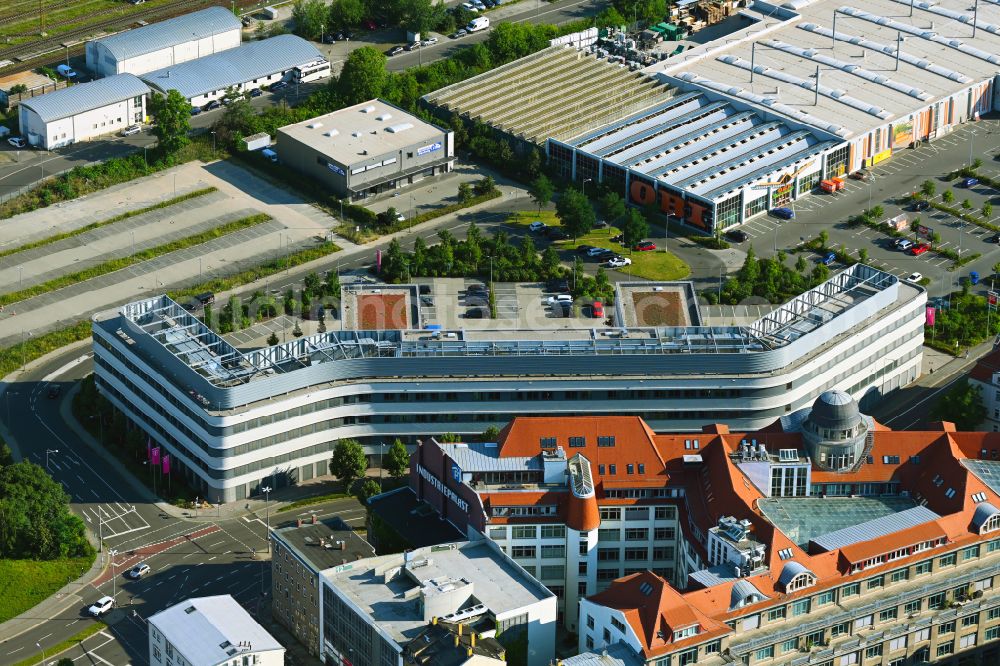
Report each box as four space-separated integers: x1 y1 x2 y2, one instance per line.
673 625 699 641
778 562 816 593
785 572 816 592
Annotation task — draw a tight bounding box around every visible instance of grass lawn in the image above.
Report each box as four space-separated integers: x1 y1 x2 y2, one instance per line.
0 556 95 624
507 211 690 280
276 492 352 513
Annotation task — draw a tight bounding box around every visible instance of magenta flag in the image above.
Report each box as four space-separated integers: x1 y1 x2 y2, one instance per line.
926 306 936 327
151 446 161 466
162 454 170 475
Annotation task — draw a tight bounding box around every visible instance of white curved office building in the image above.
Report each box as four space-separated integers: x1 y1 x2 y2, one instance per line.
91 264 925 502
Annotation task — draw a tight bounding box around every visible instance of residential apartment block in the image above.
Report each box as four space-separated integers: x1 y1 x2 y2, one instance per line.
91 263 922 502
408 395 1000 666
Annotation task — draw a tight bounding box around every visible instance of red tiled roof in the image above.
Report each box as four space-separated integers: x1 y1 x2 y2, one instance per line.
969 346 1000 383
838 520 949 566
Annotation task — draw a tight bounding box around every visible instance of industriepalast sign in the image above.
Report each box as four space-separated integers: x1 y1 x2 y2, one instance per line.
418 464 469 512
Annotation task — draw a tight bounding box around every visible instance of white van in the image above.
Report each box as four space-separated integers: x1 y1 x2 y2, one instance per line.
56 64 77 79
261 148 278 163
467 17 490 32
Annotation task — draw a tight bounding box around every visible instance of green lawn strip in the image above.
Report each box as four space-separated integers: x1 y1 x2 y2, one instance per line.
0 556 95 624
10 620 107 666
0 187 217 262
168 241 342 301
507 210 560 227
276 492 352 513
533 216 691 281
0 213 272 307
336 190 503 244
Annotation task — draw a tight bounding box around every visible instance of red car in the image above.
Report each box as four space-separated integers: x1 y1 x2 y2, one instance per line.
592 301 604 318
634 241 657 251
909 243 931 256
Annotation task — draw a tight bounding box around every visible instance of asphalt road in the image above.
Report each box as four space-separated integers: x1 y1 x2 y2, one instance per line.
0 348 274 665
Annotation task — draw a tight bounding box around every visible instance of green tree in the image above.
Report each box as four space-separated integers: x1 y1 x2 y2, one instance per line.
540 246 561 279
921 180 936 197
930 231 941 244
973 158 984 170
0 461 93 559
869 205 884 220
600 191 626 225
292 0 328 39
458 181 474 203
480 425 502 442
931 379 985 430
292 320 303 337
795 254 808 272
943 189 955 204
858 247 869 264
384 439 410 479
325 269 341 298
818 230 829 248
149 90 191 154
556 187 595 241
528 175 554 214
203 303 213 329
267 331 279 346
337 47 388 106
438 432 462 443
329 0 365 30
474 176 497 196
355 477 383 504
304 271 321 296
983 202 993 220
400 0 436 35
381 238 411 283
0 440 12 467
962 199 973 210
621 207 648 251
329 438 367 490
596 6 627 26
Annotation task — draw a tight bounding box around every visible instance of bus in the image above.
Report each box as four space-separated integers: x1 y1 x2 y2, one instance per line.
292 59 332 84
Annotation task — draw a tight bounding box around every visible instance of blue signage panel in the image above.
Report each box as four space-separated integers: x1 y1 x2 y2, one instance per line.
417 142 442 156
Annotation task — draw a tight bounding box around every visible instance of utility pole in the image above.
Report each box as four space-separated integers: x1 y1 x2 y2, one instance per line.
262 486 272 554
109 549 119 603
45 448 58 471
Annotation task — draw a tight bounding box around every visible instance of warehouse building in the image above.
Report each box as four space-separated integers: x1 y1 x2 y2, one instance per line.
276 99 454 200
91 263 923 502
18 74 148 149
140 34 327 108
86 6 242 79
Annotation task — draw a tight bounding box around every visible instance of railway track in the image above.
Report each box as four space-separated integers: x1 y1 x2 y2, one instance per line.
0 0 248 71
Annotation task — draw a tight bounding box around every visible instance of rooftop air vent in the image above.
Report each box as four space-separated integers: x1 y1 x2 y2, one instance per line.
376 113 392 121
386 123 414 133
324 129 339 137
361 105 376 113
307 122 323 129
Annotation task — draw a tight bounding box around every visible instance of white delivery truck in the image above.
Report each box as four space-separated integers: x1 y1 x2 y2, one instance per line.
467 17 490 32
262 6 278 19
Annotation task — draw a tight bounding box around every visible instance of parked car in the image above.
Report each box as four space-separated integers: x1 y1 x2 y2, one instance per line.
461 1 478 10
249 87 262 97
910 243 931 255
418 284 431 295
405 41 420 51
606 256 632 268
548 294 573 305
592 301 605 318
911 199 930 212
270 81 288 91
451 29 468 38
849 170 868 181
421 37 439 45
610 233 624 243
529 221 546 232
56 64 77 79
725 229 748 242
322 34 335 43
88 596 114 617
553 301 572 317
466 308 485 319
634 241 657 251
8 136 27 148
770 207 795 220
593 220 608 229
545 228 568 240
988 234 1000 243
906 272 923 283
387 45 404 56
821 252 836 266
895 239 914 251
127 563 151 580
970 271 980 285
586 246 608 257
420 296 433 306
576 245 594 255
205 100 221 111
961 177 980 188
120 124 142 137
467 283 487 294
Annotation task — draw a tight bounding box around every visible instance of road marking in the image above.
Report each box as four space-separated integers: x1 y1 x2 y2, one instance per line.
208 555 217 561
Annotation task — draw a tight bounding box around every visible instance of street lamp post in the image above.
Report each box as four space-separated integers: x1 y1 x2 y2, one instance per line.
262 486 272 554
45 448 58 471
211 131 217 153
36 643 44 664
109 549 119 604
130 230 135 257
582 178 592 197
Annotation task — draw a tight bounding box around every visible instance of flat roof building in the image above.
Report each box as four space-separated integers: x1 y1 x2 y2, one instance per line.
91 264 924 502
276 99 455 200
271 515 375 657
321 540 557 666
140 35 327 107
148 595 284 666
19 73 148 149
86 7 242 79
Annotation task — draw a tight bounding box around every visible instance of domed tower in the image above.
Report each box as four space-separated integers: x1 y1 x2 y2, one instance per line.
801 390 870 472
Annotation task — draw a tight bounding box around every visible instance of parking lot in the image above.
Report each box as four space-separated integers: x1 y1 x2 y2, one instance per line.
412 277 610 330
732 120 1000 296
